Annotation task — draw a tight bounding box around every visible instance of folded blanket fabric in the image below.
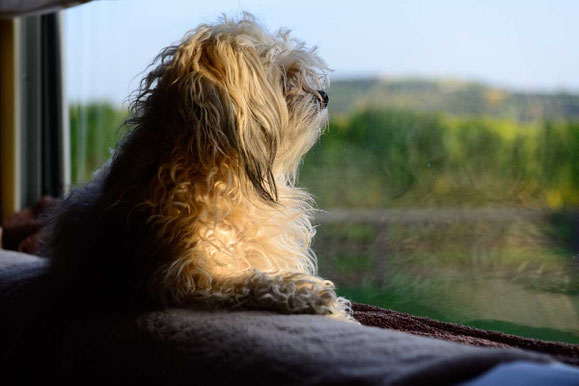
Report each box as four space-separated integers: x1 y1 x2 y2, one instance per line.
1 251 572 385
352 303 579 366
462 361 579 386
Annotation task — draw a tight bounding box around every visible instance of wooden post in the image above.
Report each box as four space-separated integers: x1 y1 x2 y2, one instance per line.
0 19 21 223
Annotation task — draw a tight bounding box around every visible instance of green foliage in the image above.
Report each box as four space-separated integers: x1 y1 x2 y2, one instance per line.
301 110 446 207
69 103 127 185
301 109 579 209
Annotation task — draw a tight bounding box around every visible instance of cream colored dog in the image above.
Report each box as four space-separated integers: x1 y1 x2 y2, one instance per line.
43 14 354 322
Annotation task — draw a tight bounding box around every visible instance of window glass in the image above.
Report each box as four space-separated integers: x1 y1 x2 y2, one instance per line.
64 0 579 343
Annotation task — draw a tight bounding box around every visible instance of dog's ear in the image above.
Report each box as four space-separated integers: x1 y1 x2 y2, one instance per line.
167 31 284 203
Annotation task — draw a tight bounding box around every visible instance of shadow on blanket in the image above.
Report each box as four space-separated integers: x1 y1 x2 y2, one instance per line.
1 250 575 385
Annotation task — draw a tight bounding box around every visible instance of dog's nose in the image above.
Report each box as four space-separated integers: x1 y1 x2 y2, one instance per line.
317 90 329 108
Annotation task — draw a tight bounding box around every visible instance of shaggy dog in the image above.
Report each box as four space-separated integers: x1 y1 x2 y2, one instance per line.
42 15 354 322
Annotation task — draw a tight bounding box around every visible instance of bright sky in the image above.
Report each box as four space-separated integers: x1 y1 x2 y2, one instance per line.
64 0 579 106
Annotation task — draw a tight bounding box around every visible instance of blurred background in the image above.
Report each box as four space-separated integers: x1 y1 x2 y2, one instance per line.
64 0 579 342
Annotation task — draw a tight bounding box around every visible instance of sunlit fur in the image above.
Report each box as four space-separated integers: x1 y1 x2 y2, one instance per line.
42 14 354 322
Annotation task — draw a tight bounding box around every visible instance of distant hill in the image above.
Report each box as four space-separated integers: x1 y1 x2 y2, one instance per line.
328 78 579 122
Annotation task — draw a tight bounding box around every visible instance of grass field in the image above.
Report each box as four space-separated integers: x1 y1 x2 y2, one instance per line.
314 209 579 343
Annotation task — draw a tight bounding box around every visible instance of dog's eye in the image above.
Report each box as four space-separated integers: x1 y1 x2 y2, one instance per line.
315 90 329 109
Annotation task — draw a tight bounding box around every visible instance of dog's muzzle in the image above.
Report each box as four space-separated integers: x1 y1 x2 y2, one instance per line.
317 90 329 109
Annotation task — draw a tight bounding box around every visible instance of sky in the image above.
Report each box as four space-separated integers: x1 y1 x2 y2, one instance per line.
64 0 579 106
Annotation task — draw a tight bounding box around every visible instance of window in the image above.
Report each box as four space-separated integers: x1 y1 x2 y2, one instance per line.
64 1 579 343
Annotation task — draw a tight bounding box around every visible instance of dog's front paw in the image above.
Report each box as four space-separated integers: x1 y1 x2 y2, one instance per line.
220 271 358 322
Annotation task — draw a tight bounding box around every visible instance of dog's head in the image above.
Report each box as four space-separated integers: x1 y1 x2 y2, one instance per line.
132 14 329 204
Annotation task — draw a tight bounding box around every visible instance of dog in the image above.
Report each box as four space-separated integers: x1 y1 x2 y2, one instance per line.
42 14 354 322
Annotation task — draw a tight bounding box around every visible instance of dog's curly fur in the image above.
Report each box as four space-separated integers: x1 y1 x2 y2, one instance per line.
41 14 354 322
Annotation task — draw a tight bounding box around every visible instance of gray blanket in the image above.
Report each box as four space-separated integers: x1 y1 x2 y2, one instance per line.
0 251 552 385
